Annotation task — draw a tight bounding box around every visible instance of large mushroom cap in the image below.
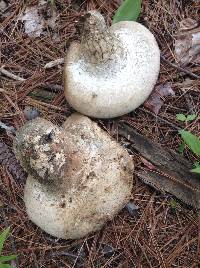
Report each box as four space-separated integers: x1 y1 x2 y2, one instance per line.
64 10 160 118
14 114 134 239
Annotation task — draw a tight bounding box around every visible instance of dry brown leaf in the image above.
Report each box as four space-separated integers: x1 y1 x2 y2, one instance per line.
143 82 175 114
174 18 200 66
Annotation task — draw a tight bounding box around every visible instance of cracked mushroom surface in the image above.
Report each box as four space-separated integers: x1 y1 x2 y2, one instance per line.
13 114 134 239
64 10 160 118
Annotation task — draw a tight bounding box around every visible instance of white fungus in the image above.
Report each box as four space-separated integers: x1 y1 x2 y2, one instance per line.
13 114 134 239
64 10 160 118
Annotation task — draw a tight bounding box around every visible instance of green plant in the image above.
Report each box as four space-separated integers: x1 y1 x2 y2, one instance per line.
0 228 17 268
176 113 197 122
169 198 178 209
48 0 55 6
177 113 200 174
112 0 141 24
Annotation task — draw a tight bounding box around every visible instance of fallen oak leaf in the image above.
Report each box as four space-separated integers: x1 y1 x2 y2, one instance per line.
174 18 200 66
143 82 175 114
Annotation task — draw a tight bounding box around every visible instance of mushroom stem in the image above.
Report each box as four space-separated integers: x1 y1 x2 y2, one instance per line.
80 11 124 64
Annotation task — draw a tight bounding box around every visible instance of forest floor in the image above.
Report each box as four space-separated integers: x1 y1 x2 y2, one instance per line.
0 0 200 267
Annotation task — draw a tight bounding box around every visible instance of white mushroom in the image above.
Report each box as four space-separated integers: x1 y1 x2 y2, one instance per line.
13 114 134 239
64 10 160 118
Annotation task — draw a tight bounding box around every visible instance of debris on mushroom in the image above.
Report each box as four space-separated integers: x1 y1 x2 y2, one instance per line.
13 113 134 239
64 10 160 118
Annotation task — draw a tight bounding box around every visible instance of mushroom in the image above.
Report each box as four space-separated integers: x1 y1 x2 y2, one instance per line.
64 10 160 118
13 114 134 239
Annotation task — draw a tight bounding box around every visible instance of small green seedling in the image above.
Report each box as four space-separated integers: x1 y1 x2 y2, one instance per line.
176 113 197 122
191 162 200 173
48 0 55 6
177 113 200 174
112 0 141 24
169 199 178 209
0 228 17 268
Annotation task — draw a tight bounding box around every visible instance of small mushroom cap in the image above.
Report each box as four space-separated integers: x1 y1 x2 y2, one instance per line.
15 114 134 239
64 15 160 118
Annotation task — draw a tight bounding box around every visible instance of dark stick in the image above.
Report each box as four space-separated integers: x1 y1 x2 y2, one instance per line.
118 123 200 209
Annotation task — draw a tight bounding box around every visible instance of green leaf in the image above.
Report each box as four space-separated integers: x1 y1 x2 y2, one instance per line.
191 165 200 174
49 0 55 5
0 255 17 262
179 130 200 156
194 161 200 167
178 142 185 154
186 114 197 122
169 199 178 209
0 264 12 268
176 114 186 122
0 228 10 255
112 0 141 24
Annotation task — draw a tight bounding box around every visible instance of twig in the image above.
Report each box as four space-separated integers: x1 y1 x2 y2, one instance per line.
44 58 64 69
72 239 87 268
0 66 25 82
161 55 200 80
118 123 200 209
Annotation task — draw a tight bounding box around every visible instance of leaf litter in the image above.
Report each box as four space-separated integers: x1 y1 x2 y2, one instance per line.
144 82 175 114
19 0 58 38
174 18 200 66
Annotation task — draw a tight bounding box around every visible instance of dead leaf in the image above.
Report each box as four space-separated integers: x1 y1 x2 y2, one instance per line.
143 83 175 114
19 6 44 38
174 18 200 66
19 1 58 38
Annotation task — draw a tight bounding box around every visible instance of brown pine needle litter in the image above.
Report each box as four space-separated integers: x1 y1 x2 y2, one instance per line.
0 0 200 267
